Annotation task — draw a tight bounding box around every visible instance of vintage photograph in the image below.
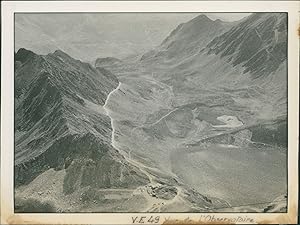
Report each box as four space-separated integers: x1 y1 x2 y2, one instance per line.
13 12 289 214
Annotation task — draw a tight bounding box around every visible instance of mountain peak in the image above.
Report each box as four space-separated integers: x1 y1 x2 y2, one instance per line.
15 48 36 63
189 14 213 24
52 49 72 59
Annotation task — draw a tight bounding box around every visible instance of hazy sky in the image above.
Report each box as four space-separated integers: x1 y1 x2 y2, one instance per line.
15 13 250 62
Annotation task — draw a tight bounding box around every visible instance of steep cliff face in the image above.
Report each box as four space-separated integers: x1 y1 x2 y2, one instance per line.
14 49 149 206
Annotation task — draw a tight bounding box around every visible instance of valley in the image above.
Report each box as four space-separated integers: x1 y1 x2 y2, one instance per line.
14 12 287 213
102 68 287 212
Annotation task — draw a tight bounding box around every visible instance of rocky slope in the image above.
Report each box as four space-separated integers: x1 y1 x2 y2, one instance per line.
14 48 149 212
15 13 198 61
206 13 287 77
138 13 287 123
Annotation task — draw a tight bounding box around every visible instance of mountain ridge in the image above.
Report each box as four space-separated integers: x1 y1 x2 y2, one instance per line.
15 48 149 203
205 13 287 77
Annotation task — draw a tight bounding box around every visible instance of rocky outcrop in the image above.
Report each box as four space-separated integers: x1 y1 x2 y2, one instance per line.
146 184 178 200
263 194 287 212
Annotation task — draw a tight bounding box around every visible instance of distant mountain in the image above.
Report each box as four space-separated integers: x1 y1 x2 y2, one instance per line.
15 13 199 62
137 13 287 120
103 12 288 139
95 57 123 68
14 48 148 211
140 15 235 63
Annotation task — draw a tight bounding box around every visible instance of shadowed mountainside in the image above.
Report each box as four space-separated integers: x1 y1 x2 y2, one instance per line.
14 48 149 211
205 13 287 77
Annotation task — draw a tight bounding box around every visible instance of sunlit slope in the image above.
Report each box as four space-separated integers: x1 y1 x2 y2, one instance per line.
103 13 287 212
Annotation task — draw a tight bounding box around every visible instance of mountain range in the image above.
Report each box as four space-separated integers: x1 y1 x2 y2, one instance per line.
15 13 201 62
15 13 287 213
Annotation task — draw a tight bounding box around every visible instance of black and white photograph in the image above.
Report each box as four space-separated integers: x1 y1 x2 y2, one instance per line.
1 1 299 224
13 11 288 213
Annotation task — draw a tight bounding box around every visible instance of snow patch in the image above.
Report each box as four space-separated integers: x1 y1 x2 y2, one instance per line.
212 115 243 128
